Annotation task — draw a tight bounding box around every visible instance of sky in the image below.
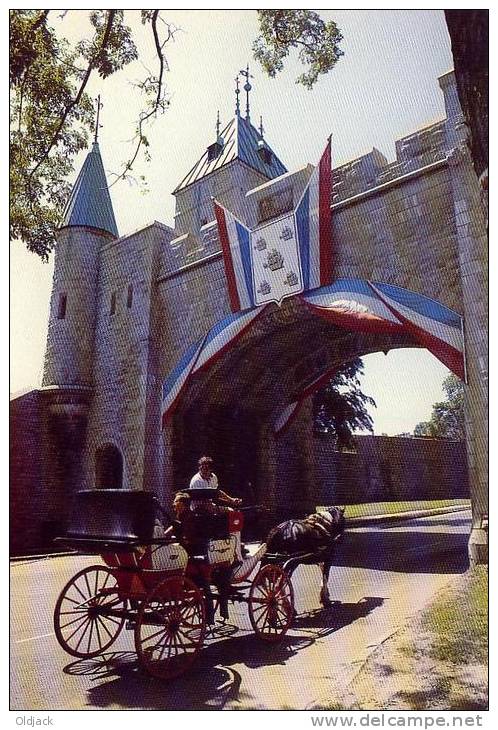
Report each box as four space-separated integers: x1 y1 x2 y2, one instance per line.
10 9 456 434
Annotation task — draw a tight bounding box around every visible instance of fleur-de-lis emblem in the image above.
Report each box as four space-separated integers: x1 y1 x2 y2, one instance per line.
254 237 267 251
263 249 284 271
280 226 294 241
257 280 271 295
284 271 298 287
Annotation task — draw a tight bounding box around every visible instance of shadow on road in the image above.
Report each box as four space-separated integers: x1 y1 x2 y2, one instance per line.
64 597 385 710
336 529 469 574
293 596 385 638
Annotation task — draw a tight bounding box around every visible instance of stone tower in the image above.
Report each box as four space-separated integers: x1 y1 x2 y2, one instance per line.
42 141 118 497
43 141 118 389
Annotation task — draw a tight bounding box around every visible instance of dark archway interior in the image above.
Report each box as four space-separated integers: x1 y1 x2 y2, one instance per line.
173 297 419 503
95 444 123 489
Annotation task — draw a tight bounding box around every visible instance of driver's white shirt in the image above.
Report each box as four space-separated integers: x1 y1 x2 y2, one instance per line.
189 472 219 489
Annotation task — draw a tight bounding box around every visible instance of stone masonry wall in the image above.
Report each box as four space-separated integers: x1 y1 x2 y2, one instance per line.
84 223 173 491
43 227 113 387
314 435 469 506
10 391 74 555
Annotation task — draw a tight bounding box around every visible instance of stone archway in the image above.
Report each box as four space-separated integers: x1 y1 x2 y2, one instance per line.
170 294 438 517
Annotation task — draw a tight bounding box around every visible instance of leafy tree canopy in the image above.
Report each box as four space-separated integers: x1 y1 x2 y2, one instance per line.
253 10 344 90
10 9 172 260
313 358 376 449
414 374 465 440
10 9 343 260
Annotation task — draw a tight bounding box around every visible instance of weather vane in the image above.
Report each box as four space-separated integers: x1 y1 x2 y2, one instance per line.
235 75 241 116
94 95 103 143
216 110 221 140
239 64 253 121
259 115 265 138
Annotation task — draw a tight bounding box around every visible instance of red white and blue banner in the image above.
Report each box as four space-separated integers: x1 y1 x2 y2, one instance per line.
162 278 465 427
215 138 333 312
191 307 267 375
368 282 465 381
214 204 254 312
273 364 341 435
161 337 206 424
301 280 465 379
161 307 267 424
295 137 333 291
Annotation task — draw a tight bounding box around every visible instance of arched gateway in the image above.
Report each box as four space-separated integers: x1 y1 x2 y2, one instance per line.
14 70 484 560
166 282 464 519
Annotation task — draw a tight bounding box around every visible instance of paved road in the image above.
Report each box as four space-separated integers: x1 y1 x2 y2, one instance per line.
10 510 470 710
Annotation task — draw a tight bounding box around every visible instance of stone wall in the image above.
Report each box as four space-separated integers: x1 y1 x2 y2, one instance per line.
10 390 79 556
84 223 173 493
314 435 469 507
43 227 112 388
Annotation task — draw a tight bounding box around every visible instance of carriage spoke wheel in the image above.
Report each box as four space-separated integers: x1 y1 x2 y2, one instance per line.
54 565 126 658
135 576 206 680
248 564 294 642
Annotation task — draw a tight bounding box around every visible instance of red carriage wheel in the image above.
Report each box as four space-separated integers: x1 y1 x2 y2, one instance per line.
54 565 126 658
248 564 295 642
135 576 206 680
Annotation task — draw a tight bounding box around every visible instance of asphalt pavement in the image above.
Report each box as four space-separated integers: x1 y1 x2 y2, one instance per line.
10 509 471 711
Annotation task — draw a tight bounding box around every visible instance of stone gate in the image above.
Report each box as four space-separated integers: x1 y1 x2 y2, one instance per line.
11 71 487 559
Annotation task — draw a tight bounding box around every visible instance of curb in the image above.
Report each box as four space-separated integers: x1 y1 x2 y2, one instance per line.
348 504 470 528
10 506 470 561
10 550 77 563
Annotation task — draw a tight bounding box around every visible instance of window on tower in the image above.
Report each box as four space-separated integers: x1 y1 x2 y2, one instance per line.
110 292 116 315
207 140 223 162
127 284 133 309
57 293 67 320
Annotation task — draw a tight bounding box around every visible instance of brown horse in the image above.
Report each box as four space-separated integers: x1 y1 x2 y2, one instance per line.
265 507 345 606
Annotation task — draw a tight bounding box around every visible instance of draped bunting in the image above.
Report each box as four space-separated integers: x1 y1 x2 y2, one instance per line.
161 279 465 428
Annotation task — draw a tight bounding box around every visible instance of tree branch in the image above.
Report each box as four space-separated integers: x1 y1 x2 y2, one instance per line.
27 9 116 180
109 11 174 188
151 10 164 108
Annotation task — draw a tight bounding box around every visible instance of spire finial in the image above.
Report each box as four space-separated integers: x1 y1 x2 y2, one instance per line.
240 64 254 121
94 95 102 143
216 110 221 140
259 115 264 138
235 75 241 116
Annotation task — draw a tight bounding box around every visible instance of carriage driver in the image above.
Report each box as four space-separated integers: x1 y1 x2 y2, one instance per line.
189 456 242 511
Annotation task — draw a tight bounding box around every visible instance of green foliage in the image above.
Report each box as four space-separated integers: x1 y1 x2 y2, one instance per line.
10 10 170 260
253 10 344 89
313 358 376 448
414 374 465 440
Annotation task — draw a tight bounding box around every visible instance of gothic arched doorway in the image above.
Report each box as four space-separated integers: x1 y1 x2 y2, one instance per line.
95 444 123 489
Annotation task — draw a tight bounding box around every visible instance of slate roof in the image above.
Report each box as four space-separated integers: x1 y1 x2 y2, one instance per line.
174 115 287 193
62 142 118 237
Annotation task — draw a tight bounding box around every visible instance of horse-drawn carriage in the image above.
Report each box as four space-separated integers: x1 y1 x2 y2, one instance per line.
53 490 298 679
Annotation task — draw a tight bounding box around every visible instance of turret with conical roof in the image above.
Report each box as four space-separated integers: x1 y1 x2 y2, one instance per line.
43 141 118 388
62 141 118 237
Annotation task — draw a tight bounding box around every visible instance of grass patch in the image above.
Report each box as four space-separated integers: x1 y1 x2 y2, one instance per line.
342 499 469 519
422 565 488 664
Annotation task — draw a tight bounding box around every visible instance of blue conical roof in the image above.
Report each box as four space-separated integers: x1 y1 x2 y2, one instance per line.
62 142 118 237
174 115 287 193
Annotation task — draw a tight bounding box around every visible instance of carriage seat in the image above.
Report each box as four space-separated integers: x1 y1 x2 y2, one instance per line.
54 489 161 552
181 511 230 549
